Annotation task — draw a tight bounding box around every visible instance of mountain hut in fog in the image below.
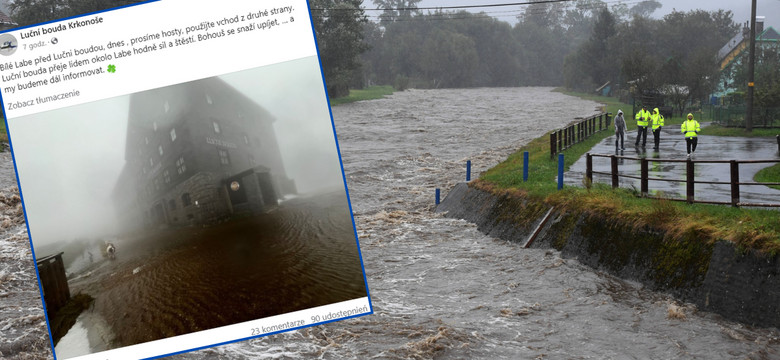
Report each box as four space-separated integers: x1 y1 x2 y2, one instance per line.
112 77 296 230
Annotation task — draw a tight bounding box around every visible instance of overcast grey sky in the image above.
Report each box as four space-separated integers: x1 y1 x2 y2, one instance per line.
407 0 780 30
10 56 343 249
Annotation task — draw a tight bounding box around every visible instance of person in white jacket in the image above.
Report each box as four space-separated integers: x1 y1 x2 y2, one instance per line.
614 109 626 151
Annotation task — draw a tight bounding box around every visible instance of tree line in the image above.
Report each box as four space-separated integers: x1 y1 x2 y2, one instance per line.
8 0 776 109
311 0 777 112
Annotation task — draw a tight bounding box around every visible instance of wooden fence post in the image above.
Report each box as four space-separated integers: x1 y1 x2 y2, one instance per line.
611 155 618 188
686 159 695 204
586 153 593 185
550 132 557 159
576 123 581 143
730 160 740 207
557 129 562 152
569 125 574 147
641 158 648 196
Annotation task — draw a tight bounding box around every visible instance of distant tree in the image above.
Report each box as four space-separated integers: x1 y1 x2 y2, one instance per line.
442 11 521 86
373 0 420 26
731 44 780 108
519 0 565 31
419 27 478 87
562 4 621 91
513 20 566 86
620 47 660 99
310 0 368 98
656 10 736 113
357 19 383 86
562 0 606 46
629 0 661 18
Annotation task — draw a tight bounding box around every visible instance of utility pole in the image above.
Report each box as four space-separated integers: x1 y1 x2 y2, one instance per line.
746 0 756 132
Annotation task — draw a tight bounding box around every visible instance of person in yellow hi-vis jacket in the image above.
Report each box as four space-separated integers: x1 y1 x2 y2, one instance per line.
634 105 651 147
650 108 664 150
681 113 700 157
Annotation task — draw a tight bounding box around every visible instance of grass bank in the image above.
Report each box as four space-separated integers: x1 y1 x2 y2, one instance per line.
756 164 780 191
702 123 779 137
329 85 395 106
0 115 6 143
476 89 780 254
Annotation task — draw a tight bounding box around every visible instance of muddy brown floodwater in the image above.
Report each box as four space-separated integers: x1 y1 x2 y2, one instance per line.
59 190 366 352
171 88 779 359
0 151 53 360
3 88 780 359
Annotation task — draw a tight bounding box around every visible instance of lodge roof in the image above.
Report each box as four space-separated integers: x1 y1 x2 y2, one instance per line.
718 26 780 62
0 10 16 27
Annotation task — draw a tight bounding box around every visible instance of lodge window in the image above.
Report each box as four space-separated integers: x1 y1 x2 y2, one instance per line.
158 145 164 156
243 135 249 145
163 169 170 184
212 121 221 134
206 93 213 105
176 156 186 174
182 193 191 207
153 121 158 132
170 128 177 142
145 137 149 145
149 157 154 167
164 100 170 113
218 149 230 165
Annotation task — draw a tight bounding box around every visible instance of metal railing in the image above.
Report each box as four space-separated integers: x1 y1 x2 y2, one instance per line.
585 153 780 207
550 112 611 159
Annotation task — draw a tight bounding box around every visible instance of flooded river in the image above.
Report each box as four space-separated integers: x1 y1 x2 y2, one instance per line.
171 87 779 359
3 88 780 359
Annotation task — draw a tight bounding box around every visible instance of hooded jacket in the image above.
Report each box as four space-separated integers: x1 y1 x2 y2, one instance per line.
681 113 700 138
614 110 626 134
650 108 664 130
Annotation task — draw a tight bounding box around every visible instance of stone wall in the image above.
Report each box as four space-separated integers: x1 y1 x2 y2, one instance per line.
437 183 780 329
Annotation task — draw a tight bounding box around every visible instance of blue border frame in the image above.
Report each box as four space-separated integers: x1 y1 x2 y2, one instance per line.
0 1 374 359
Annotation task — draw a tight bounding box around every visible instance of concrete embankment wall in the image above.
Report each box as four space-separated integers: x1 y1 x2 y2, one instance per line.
436 183 780 329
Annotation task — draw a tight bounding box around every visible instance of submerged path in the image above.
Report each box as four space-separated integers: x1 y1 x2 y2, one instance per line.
566 127 780 205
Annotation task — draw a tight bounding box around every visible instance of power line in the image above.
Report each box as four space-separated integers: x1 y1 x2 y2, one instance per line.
312 0 648 23
364 0 577 11
312 0 644 12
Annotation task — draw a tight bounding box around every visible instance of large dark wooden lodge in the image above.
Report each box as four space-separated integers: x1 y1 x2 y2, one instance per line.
113 77 296 229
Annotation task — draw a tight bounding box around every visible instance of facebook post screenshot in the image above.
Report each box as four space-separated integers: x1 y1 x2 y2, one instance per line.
0 0 371 359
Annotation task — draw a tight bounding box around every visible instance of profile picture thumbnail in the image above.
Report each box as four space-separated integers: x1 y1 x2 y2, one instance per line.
0 33 17 56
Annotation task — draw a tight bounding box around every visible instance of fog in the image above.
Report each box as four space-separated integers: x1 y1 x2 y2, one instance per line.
221 57 345 196
8 56 344 249
417 0 780 30
10 97 128 251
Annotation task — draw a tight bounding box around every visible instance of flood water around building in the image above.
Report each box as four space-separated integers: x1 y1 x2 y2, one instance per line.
3 88 780 359
53 189 366 357
174 87 780 359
